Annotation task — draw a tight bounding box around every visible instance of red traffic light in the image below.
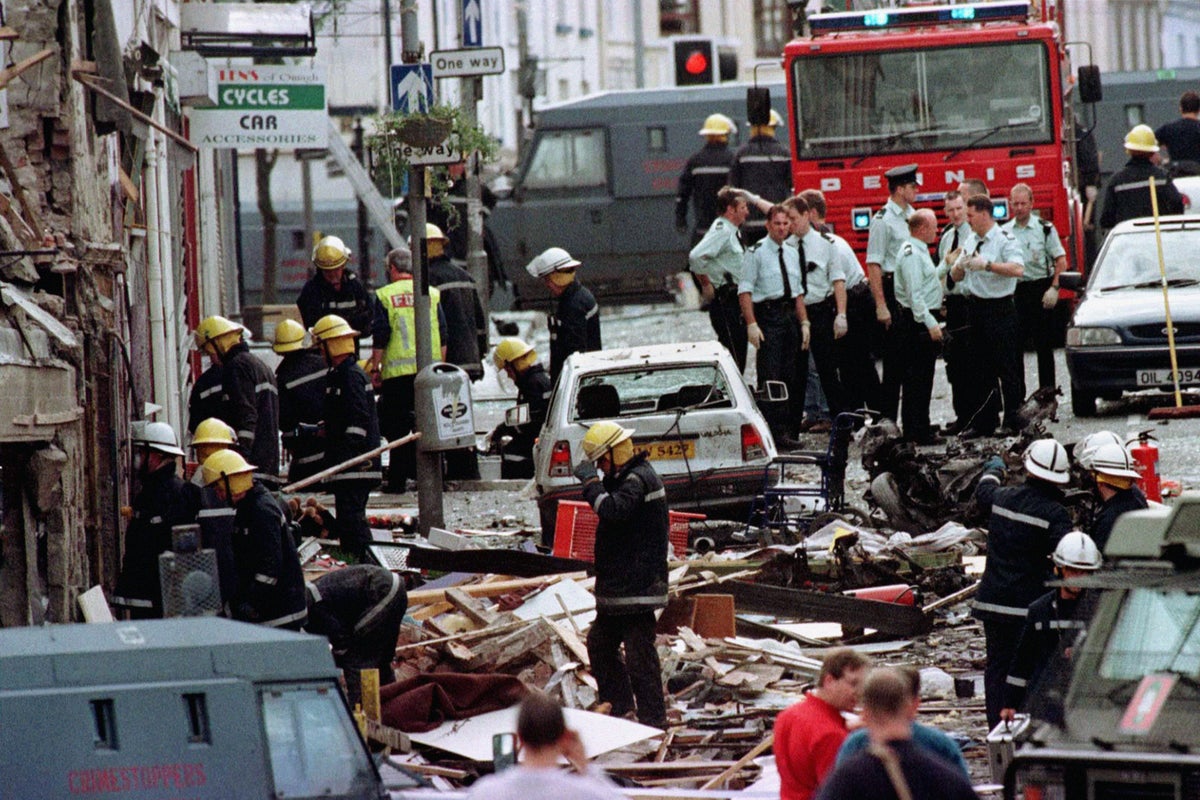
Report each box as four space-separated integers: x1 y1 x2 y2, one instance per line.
684 50 709 75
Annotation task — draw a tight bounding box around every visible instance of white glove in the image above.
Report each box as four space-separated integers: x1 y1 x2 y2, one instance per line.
875 304 892 328
833 313 848 339
747 322 765 348
1042 286 1059 310
963 255 988 272
800 320 811 351
739 189 766 208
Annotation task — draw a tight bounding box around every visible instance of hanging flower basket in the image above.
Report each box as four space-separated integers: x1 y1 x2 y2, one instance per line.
395 115 452 148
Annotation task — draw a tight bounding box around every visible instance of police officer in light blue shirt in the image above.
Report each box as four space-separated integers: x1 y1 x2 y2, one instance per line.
894 209 947 444
739 204 808 442
949 195 1026 437
690 187 750 373
938 189 976 433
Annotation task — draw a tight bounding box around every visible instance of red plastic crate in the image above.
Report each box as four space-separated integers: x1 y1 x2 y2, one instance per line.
552 500 702 562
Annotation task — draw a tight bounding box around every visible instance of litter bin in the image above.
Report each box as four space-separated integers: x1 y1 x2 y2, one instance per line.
414 362 476 451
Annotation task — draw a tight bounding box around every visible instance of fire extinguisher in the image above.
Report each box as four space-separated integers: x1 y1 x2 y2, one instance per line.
1129 430 1161 502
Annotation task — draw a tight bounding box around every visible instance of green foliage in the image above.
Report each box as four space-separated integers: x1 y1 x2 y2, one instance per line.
367 104 499 213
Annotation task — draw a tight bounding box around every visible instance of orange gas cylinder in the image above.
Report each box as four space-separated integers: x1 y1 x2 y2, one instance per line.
843 584 916 605
1128 430 1161 502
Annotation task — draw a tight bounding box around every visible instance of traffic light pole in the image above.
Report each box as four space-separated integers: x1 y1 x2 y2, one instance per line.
401 0 443 535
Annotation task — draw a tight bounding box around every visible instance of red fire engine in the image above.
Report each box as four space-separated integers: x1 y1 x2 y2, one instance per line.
783 1 1090 273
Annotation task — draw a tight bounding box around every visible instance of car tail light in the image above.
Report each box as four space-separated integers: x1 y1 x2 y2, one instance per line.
1184 194 1193 211
741 423 766 461
549 440 573 477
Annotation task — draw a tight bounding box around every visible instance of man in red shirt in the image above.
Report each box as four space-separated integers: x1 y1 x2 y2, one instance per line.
774 648 870 800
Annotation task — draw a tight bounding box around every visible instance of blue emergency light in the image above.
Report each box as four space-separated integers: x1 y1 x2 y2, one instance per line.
992 199 1009 220
809 1 1029 33
852 208 873 231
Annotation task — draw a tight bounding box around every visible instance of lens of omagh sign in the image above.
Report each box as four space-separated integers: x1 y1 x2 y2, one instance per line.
188 66 327 149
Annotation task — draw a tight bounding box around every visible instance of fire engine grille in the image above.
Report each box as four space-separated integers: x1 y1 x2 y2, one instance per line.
1093 782 1176 800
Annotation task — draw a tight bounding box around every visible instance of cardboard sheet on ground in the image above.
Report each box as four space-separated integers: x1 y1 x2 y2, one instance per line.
407 705 661 761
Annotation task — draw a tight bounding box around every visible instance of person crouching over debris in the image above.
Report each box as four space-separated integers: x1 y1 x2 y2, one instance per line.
574 421 669 729
1000 531 1102 726
774 647 870 800
492 338 553 479
465 691 623 799
203 449 307 630
972 439 1072 730
305 564 408 710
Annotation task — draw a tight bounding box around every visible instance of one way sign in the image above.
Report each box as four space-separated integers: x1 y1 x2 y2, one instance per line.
391 64 433 113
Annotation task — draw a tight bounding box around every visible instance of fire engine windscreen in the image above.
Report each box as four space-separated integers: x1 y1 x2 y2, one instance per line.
792 42 1053 159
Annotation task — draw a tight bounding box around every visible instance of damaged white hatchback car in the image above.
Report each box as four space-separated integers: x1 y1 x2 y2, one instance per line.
531 341 778 541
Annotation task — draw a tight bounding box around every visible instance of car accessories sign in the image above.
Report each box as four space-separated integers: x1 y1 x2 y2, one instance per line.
189 66 327 149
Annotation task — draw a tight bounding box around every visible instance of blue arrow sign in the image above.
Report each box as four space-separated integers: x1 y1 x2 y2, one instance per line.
391 64 433 113
463 0 483 47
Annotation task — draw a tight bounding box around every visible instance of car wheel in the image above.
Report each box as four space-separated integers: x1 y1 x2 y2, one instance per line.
868 472 921 533
1070 384 1098 418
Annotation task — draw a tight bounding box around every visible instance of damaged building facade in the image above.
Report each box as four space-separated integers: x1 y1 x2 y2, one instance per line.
0 0 234 626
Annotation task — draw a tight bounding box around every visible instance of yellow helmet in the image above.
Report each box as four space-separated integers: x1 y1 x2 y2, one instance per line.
191 417 236 447
311 314 358 359
193 315 244 355
1124 124 1159 153
755 109 784 128
201 449 256 495
312 235 351 270
425 223 448 242
493 338 534 370
581 420 634 461
273 318 307 353
698 113 735 137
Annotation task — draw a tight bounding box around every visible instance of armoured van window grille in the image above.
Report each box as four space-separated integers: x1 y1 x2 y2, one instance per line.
91 699 118 750
184 694 211 744
523 129 607 190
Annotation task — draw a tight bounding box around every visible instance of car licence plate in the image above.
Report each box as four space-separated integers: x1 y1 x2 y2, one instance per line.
1136 368 1200 386
635 440 696 460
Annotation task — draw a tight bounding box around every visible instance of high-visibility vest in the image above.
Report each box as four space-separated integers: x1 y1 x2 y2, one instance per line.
375 278 441 380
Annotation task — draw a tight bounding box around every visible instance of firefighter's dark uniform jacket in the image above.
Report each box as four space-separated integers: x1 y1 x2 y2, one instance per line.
428 256 488 381
113 463 201 616
276 349 328 483
730 134 792 235
1090 485 1149 551
676 141 733 239
305 565 407 652
500 362 553 478
322 357 381 487
196 485 238 610
221 341 280 483
1003 589 1085 711
187 364 224 434
230 482 306 629
581 452 669 615
549 280 602 383
1100 157 1184 229
296 270 375 335
972 468 1072 622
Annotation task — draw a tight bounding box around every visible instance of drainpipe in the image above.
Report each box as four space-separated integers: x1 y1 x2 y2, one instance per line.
144 126 171 424
153 128 182 430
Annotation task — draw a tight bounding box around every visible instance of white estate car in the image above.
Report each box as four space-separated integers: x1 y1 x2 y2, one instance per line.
532 341 778 540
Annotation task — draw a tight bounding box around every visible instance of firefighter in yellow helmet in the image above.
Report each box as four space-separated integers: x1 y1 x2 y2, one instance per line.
312 314 381 558
676 113 736 245
187 418 240 610
491 338 552 480
192 315 281 486
425 222 488 480
1100 124 1184 229
573 420 669 729
273 318 327 484
202 449 307 630
730 107 790 245
525 247 602 383
187 317 238 435
296 234 374 342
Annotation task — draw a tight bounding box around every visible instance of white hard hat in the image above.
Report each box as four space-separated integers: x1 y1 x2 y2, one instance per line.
526 247 581 278
1024 438 1070 484
1089 441 1143 479
1052 530 1102 570
1074 431 1124 471
133 420 186 457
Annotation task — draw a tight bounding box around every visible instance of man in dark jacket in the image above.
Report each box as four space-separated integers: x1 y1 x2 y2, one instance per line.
296 235 375 339
574 421 668 729
730 109 792 245
188 418 240 613
312 314 382 559
426 223 487 480
272 318 327 484
526 247 602 383
113 421 200 618
492 338 553 479
972 438 1073 729
1084 441 1149 551
186 362 224 435
193 315 281 487
202 449 307 630
305 564 408 708
676 113 736 245
1100 125 1185 230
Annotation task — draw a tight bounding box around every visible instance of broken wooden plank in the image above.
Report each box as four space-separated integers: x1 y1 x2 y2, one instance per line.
463 620 550 671
549 619 590 667
922 580 980 614
0 48 53 91
699 734 774 790
406 572 591 606
364 719 410 752
0 142 44 243
445 588 499 627
725 579 931 636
